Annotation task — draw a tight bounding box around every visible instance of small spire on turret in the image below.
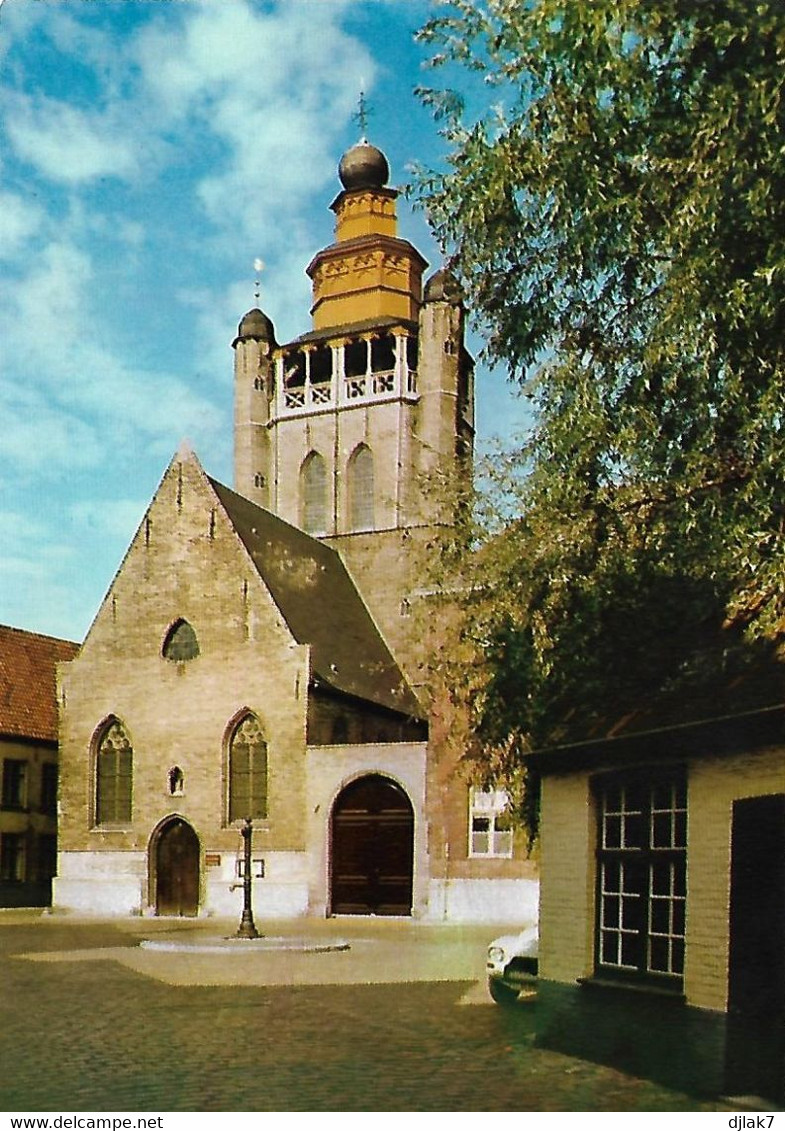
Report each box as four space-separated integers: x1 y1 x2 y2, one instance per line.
253 257 265 306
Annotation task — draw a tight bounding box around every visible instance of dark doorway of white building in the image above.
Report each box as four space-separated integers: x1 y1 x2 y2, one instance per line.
155 817 200 917
330 775 414 916
725 792 785 1105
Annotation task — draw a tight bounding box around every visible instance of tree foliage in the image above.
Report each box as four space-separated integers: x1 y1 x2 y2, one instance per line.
415 0 785 817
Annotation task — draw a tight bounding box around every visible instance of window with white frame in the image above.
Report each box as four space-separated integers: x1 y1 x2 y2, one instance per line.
469 788 514 857
595 768 687 986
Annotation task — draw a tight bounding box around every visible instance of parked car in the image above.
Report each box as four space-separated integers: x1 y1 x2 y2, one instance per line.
486 925 538 1004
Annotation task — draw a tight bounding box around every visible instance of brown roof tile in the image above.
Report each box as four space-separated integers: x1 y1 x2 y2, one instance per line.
0 625 79 743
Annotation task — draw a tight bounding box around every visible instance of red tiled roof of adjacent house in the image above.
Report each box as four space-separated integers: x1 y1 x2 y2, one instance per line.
0 625 79 743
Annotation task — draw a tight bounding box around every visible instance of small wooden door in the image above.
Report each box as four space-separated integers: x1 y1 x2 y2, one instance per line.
156 818 200 917
330 775 414 916
725 793 785 1104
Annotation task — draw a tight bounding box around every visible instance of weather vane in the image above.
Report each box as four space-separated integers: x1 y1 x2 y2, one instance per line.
353 85 372 142
253 257 264 306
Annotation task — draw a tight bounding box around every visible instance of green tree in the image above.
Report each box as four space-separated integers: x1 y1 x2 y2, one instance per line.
415 1 785 815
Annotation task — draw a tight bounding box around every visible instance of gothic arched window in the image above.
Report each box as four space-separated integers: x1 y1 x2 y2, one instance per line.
228 714 268 823
162 619 199 662
301 451 327 534
95 719 133 826
348 444 375 531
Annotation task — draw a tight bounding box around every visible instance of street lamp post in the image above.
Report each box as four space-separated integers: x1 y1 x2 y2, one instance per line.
236 816 261 939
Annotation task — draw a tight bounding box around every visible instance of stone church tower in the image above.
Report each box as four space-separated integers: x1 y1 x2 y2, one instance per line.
53 138 538 924
232 139 475 683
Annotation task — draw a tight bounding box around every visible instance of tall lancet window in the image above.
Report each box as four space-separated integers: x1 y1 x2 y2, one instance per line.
228 714 268 823
348 444 375 531
95 719 133 826
301 451 327 534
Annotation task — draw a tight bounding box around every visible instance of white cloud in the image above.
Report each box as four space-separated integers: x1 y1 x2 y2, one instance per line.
135 0 374 242
0 189 43 257
4 239 93 347
0 235 224 474
6 92 143 185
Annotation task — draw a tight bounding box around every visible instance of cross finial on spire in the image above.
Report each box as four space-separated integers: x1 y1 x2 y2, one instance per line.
353 86 372 142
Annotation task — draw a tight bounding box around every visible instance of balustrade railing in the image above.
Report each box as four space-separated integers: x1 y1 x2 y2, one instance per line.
277 347 418 416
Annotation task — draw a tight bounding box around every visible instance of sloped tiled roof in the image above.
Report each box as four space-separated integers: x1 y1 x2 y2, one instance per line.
528 634 785 771
284 315 419 348
208 478 424 720
0 625 79 742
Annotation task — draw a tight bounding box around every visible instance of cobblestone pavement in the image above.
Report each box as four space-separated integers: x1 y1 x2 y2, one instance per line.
0 912 728 1113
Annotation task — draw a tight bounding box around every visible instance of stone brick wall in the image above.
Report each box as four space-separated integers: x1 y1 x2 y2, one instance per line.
57 451 310 906
539 772 596 982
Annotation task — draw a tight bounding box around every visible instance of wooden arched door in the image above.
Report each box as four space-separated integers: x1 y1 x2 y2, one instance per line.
155 818 200 917
330 775 414 916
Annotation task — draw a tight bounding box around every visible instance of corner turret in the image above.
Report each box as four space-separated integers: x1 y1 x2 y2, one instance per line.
233 307 277 508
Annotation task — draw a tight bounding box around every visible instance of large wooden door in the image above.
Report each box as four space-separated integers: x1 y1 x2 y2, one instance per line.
155 818 200 917
725 793 785 1104
330 775 414 916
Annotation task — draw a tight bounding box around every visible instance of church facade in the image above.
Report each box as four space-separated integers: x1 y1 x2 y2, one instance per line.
54 141 538 922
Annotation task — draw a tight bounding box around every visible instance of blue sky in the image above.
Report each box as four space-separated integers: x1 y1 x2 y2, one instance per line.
0 0 529 643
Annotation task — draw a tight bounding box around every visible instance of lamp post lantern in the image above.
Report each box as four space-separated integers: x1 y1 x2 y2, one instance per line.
236 816 261 939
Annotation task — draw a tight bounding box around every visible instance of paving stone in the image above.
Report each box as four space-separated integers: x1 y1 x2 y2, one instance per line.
0 913 724 1112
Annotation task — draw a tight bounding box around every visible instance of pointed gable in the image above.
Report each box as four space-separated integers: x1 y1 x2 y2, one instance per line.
208 477 423 720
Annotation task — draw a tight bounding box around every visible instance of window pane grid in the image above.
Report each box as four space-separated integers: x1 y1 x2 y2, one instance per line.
597 772 686 982
602 787 644 849
647 859 686 975
599 861 642 969
650 782 687 850
469 788 513 858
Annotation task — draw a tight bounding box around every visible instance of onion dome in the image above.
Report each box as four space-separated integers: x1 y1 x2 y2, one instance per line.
237 307 275 341
338 140 390 191
424 268 462 305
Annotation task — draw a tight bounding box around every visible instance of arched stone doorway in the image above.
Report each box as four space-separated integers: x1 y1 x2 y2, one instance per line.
330 774 414 916
153 817 200 917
